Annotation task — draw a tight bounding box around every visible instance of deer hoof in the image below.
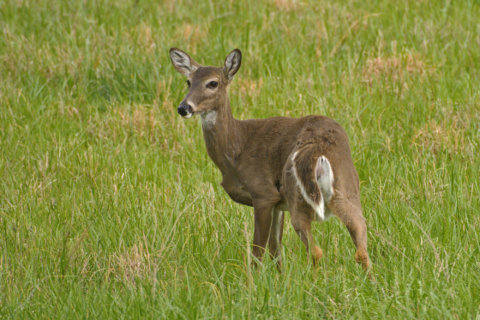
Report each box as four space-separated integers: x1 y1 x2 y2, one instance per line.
354 248 370 270
312 246 323 263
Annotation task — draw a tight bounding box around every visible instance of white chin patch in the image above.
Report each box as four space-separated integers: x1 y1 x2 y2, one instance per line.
183 113 193 119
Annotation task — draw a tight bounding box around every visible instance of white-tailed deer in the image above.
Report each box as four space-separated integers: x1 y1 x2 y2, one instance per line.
169 48 371 271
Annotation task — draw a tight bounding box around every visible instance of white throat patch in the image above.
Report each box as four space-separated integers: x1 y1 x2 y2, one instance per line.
201 110 217 129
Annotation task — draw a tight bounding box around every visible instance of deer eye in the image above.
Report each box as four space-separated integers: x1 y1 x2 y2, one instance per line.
207 81 218 89
186 80 191 87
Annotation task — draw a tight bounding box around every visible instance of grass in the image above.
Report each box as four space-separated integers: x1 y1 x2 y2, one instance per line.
1 0 479 318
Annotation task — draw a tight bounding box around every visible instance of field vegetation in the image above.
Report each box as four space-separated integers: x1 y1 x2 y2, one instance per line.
1 0 479 318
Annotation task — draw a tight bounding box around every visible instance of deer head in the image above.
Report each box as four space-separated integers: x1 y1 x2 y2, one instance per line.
169 48 241 119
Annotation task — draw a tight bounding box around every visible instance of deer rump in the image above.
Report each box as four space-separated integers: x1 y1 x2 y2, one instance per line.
281 124 345 222
288 150 334 221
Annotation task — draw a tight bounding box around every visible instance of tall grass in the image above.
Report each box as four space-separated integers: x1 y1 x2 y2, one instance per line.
1 0 479 318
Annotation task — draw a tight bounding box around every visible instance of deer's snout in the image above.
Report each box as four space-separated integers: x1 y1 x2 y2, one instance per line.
177 102 193 118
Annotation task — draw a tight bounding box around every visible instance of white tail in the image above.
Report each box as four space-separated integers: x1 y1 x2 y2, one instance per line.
316 155 334 204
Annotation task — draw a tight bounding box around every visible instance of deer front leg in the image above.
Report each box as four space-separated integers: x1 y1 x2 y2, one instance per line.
268 208 284 268
248 180 282 264
252 203 274 263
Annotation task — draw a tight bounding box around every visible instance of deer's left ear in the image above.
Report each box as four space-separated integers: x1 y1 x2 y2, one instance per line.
223 49 242 81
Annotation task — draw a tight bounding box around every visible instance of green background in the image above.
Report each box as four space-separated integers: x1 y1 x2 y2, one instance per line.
1 0 479 318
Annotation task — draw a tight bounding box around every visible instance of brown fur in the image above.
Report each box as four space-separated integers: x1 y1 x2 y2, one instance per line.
170 48 371 271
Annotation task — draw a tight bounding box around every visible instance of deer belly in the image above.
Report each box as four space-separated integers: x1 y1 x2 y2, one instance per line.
221 180 253 206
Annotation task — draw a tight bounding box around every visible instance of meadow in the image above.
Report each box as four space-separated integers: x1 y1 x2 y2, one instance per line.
1 0 479 318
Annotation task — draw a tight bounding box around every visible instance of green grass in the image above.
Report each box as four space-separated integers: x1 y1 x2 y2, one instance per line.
1 0 479 318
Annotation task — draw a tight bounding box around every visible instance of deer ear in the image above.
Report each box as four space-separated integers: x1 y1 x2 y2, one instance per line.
223 49 242 81
169 48 200 77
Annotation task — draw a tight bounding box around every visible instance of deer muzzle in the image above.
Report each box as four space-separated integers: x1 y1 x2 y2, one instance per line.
177 102 193 118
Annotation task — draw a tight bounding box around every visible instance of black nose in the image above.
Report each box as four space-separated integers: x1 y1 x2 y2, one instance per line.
177 103 193 116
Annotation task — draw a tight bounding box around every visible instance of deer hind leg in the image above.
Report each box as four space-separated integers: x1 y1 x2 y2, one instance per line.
329 196 370 270
291 210 322 264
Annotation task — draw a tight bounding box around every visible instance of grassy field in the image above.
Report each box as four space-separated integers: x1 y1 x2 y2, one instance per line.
1 0 479 318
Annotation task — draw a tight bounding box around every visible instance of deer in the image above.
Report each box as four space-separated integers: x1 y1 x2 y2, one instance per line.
169 48 371 272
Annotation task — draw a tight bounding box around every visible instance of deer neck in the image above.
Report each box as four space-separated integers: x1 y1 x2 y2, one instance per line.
201 97 243 169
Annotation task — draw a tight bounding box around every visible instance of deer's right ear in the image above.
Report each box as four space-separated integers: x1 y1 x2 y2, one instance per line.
169 48 199 77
